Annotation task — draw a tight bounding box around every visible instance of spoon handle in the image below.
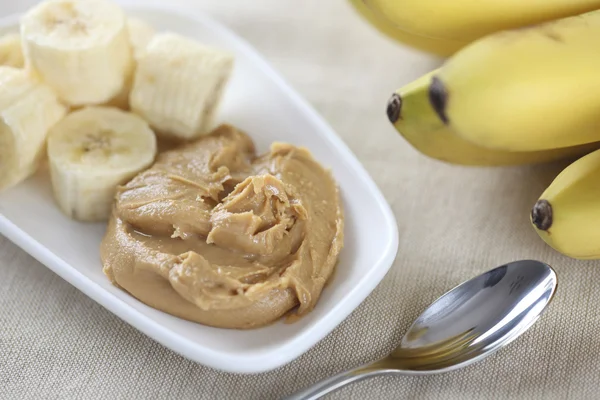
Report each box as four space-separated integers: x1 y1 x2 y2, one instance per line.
282 364 391 400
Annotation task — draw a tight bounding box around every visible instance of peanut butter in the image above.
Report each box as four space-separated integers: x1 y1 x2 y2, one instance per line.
100 124 344 329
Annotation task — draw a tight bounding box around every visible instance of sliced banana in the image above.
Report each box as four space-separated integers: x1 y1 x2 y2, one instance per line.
127 17 155 59
47 106 157 222
104 17 156 110
0 66 66 191
103 72 133 111
130 32 234 141
0 33 24 68
20 0 133 106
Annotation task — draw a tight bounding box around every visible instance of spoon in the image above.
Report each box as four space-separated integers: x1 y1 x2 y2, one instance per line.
284 259 557 400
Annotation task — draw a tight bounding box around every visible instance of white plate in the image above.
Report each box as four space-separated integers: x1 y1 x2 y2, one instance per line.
0 1 399 373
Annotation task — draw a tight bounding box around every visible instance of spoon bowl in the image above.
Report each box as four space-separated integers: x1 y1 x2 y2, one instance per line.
285 260 557 399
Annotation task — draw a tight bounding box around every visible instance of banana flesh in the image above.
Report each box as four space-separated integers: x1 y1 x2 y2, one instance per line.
130 32 234 140
532 148 600 259
0 66 66 191
20 0 133 106
364 0 600 43
46 106 156 222
0 33 24 68
388 70 600 166
127 17 155 60
104 17 156 110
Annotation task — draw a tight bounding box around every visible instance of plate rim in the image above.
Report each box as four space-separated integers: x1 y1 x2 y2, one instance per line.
0 0 399 373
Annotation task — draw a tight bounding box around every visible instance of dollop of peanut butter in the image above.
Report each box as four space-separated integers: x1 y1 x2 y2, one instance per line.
100 124 344 329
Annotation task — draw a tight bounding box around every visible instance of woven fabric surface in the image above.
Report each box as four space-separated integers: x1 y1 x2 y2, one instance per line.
1 0 598 399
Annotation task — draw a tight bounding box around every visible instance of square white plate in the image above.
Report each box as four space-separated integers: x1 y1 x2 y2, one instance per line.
0 0 399 373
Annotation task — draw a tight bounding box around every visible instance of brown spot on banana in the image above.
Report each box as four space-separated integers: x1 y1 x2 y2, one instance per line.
428 76 449 124
542 28 563 42
531 199 553 231
387 93 402 123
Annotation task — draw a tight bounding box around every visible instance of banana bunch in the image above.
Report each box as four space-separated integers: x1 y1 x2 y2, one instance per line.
348 0 465 57
374 5 600 260
0 0 235 223
350 0 600 57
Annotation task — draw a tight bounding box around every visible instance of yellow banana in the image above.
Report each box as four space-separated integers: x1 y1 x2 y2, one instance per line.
428 10 600 152
363 0 600 43
531 148 600 259
347 0 465 57
387 70 600 166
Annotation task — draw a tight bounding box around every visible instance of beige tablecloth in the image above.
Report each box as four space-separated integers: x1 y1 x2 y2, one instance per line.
2 1 599 399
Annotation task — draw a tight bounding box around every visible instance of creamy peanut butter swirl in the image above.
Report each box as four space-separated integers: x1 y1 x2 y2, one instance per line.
101 124 344 329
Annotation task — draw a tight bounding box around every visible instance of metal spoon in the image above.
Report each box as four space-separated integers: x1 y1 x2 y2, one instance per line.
284 259 557 400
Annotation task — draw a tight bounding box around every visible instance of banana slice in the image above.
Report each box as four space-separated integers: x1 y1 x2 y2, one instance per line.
104 17 156 110
130 32 234 141
103 72 134 111
20 0 133 106
0 66 66 191
0 33 24 68
47 106 157 222
127 17 155 59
